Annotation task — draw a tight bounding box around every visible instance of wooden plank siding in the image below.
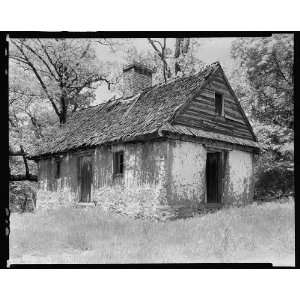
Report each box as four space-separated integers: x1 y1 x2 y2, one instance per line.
173 70 255 141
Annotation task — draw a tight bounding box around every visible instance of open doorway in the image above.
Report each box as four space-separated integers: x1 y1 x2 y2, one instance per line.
206 152 224 204
78 156 92 203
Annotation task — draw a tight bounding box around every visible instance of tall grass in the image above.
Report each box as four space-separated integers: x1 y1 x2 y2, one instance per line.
9 200 294 265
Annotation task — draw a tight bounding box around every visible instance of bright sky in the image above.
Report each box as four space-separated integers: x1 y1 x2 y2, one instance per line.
94 38 236 104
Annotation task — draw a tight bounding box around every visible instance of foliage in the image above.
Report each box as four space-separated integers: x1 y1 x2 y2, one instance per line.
9 38 113 124
8 39 118 207
231 34 293 129
230 34 294 199
172 38 206 78
9 200 294 265
118 38 205 86
146 38 205 83
9 181 37 213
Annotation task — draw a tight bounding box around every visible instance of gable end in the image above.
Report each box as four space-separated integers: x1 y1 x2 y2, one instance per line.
173 67 257 142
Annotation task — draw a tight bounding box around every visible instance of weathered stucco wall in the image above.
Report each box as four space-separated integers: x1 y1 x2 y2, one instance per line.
37 139 256 219
37 141 171 219
37 153 79 209
223 150 254 206
93 141 170 220
166 140 206 217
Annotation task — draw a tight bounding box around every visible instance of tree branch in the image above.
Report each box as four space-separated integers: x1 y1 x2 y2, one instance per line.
20 145 29 177
9 145 37 181
21 42 59 81
37 39 62 80
11 40 61 119
147 38 169 83
9 174 37 181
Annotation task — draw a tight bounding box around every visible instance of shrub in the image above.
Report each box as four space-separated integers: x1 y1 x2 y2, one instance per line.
9 182 37 213
254 151 294 201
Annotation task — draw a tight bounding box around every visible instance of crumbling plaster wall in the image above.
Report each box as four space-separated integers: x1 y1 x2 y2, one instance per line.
93 141 170 219
166 140 206 216
36 139 256 219
37 140 170 219
223 149 254 205
37 153 78 209
166 140 255 214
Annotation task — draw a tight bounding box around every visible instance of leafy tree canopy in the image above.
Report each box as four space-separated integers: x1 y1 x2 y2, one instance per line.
231 34 293 130
10 38 113 124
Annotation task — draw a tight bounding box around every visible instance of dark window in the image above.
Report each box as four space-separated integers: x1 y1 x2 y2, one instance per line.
215 92 223 116
55 159 61 179
113 151 124 176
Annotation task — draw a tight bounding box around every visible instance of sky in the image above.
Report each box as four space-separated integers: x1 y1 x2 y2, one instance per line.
94 38 236 104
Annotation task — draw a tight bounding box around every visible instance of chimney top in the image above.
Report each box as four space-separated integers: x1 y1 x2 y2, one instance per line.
122 62 153 98
123 62 154 77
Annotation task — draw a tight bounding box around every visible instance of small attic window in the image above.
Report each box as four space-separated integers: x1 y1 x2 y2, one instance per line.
215 92 224 116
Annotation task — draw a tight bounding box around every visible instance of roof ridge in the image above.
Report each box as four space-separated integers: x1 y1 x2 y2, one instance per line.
93 62 221 103
149 61 220 91
78 62 221 114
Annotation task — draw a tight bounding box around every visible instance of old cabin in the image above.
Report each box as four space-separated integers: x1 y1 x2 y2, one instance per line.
31 62 260 220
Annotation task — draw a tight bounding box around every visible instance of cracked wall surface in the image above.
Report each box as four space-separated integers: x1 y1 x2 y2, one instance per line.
223 150 254 206
37 140 255 219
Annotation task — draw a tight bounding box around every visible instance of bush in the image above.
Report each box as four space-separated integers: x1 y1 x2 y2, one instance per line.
254 151 294 201
9 182 37 213
254 167 294 200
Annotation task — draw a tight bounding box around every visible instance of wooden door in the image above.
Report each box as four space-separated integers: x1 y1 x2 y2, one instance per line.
206 152 221 204
79 156 92 203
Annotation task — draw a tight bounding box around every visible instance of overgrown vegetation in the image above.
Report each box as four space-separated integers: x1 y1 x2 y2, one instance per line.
9 36 294 210
9 182 37 213
9 200 294 265
230 34 294 200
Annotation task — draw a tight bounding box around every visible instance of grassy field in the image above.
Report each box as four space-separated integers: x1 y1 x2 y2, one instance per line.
9 200 295 265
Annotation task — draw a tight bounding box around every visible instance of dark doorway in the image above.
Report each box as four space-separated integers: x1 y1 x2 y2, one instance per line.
206 152 222 204
79 156 92 203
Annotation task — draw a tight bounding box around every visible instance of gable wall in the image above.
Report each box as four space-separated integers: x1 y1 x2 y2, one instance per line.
174 69 254 141
165 139 206 217
164 139 255 218
223 149 255 205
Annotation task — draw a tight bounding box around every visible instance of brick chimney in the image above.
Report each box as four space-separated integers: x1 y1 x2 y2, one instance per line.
123 62 153 98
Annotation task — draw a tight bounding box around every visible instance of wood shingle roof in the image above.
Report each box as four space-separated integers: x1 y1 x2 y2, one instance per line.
31 62 259 159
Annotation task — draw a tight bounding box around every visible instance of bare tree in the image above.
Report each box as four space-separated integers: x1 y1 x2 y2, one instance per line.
174 38 190 75
147 38 191 82
147 38 170 83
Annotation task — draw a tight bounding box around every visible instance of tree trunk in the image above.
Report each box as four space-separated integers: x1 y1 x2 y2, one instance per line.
59 113 67 124
9 174 38 182
9 145 37 182
59 95 67 124
174 38 183 76
174 38 190 76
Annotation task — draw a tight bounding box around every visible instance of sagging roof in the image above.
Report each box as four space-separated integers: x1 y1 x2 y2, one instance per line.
31 62 259 159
